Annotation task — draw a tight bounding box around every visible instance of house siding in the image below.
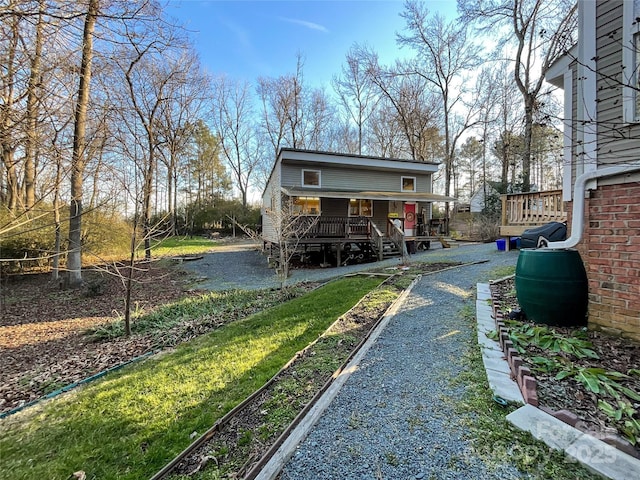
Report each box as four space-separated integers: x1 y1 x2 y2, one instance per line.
262 160 281 244
596 0 640 164
372 200 389 230
281 163 432 194
321 198 347 216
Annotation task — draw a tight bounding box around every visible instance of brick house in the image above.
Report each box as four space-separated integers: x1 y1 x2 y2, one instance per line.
545 0 640 341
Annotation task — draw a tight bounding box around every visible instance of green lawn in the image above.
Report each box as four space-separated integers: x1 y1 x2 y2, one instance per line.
0 276 382 480
148 236 220 257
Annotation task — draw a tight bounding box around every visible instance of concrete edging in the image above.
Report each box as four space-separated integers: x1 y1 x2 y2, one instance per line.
254 275 422 480
476 282 640 480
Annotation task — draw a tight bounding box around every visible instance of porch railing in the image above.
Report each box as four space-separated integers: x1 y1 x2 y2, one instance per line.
294 216 371 238
500 190 566 236
388 219 408 257
371 222 384 260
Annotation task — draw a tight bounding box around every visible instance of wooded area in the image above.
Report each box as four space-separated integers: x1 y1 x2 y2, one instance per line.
0 0 576 282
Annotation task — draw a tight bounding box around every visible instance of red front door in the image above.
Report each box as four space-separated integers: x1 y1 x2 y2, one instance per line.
404 203 416 236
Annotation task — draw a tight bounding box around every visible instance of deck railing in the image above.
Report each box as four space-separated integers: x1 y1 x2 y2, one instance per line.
294 216 371 238
500 189 566 236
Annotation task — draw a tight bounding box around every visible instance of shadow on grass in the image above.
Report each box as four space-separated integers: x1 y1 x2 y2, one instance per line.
0 276 382 480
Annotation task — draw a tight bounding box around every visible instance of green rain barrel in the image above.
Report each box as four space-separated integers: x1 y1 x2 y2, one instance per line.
515 249 588 327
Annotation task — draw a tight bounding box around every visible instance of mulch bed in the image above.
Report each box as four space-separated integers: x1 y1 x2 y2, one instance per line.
491 276 640 458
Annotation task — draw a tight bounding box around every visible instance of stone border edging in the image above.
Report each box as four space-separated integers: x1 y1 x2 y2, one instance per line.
478 280 640 480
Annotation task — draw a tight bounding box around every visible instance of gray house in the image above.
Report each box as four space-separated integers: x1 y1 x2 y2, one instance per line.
261 148 455 266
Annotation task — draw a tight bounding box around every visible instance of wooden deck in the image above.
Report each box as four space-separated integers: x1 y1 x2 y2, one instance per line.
500 190 566 237
277 216 453 265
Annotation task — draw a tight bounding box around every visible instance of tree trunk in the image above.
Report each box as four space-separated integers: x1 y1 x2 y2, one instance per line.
521 96 534 192
67 0 99 288
2 4 19 212
2 148 19 211
52 150 62 281
24 0 45 210
142 133 155 260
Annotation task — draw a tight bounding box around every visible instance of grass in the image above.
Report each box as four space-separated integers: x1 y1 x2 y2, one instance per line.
148 236 220 257
486 264 516 280
0 276 382 480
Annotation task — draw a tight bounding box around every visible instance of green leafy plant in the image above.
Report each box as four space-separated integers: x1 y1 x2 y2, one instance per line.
504 321 599 360
598 399 640 445
553 365 640 419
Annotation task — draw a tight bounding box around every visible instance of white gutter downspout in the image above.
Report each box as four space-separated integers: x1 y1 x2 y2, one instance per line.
545 163 640 249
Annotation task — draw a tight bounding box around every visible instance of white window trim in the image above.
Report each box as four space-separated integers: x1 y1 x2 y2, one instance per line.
577 0 597 174
562 69 573 202
401 176 416 192
622 0 640 123
301 169 321 188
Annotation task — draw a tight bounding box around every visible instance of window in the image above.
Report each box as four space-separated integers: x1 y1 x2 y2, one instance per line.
292 196 320 215
349 199 372 217
401 176 416 192
302 169 321 187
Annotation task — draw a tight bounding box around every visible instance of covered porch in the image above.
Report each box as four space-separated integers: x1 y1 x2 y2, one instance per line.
279 187 457 266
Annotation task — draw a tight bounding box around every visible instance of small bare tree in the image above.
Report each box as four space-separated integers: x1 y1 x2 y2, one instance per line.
264 191 319 285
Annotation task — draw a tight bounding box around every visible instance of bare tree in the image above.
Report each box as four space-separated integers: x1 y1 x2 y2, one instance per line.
0 0 28 212
358 46 442 161
264 189 319 284
367 100 407 158
211 75 261 207
156 52 208 233
459 0 577 191
257 53 308 156
398 3 483 228
115 12 192 259
67 0 99 287
20 0 44 209
305 87 337 151
332 44 380 155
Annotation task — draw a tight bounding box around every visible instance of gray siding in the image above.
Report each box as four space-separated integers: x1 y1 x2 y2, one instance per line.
371 200 389 230
281 163 432 194
262 160 281 244
596 0 640 164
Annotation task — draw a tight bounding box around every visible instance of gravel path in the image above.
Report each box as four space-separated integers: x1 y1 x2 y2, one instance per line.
279 244 524 480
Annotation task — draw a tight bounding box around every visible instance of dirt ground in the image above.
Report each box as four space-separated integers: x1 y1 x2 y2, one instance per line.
0 262 198 414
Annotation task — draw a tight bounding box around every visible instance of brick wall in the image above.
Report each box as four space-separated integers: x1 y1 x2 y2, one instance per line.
569 182 640 341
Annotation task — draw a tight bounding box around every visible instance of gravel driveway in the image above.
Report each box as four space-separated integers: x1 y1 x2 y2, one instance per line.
178 240 500 291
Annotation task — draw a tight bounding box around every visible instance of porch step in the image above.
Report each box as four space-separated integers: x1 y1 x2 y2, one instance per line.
381 241 400 258
438 237 458 248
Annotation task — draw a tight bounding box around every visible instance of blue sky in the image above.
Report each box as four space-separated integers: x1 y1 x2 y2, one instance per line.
165 0 458 88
